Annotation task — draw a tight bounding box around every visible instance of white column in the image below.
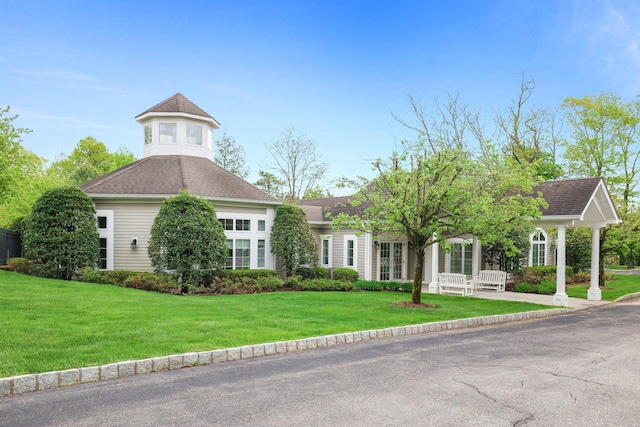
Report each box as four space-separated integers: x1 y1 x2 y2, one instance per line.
428 239 440 293
472 237 481 278
364 232 373 281
553 225 569 307
588 227 602 301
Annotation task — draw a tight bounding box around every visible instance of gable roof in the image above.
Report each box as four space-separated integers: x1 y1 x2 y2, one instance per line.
532 177 620 227
298 196 368 222
134 93 221 127
81 155 280 205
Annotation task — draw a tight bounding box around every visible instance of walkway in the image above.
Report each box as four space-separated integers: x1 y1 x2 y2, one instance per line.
471 289 610 310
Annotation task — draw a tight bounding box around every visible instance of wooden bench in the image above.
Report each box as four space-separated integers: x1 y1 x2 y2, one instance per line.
438 273 473 296
473 270 507 292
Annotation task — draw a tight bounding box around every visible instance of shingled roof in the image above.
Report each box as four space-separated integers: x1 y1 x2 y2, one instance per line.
81 155 280 204
298 177 620 227
134 93 220 126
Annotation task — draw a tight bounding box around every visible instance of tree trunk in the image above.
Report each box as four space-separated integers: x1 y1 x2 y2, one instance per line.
412 247 425 304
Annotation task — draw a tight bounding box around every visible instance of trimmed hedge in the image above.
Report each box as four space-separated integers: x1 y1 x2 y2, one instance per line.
7 258 33 275
290 278 355 291
332 267 359 282
354 280 413 292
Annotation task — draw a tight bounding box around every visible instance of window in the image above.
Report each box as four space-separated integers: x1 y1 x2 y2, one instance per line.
235 219 250 231
258 239 265 268
530 229 547 267
187 124 202 145
320 235 332 267
344 235 357 269
235 239 251 269
219 219 233 230
144 125 152 145
159 123 176 143
225 239 233 269
97 216 107 229
451 242 473 275
258 220 266 231
99 238 107 269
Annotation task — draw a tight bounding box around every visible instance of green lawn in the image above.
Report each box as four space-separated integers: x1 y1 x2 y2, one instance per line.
566 274 640 300
0 270 552 377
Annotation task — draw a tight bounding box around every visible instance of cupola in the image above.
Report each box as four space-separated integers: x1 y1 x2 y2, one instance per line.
135 93 221 160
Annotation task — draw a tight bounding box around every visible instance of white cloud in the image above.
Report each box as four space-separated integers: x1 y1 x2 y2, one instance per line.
10 68 124 94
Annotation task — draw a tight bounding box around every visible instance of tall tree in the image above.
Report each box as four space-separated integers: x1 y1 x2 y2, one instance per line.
265 128 329 200
0 106 33 201
48 136 136 185
254 170 286 199
334 96 544 304
270 204 318 279
148 191 227 289
215 129 249 179
24 186 99 280
561 93 640 284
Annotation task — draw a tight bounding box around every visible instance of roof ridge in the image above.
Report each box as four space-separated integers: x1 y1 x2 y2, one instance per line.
179 156 191 191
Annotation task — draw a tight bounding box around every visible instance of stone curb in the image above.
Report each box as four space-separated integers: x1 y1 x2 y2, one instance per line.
0 308 572 398
614 292 640 302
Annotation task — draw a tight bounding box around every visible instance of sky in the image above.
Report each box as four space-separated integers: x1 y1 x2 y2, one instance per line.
2 0 640 188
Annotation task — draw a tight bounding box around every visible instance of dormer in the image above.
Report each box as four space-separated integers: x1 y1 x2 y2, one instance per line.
135 93 221 160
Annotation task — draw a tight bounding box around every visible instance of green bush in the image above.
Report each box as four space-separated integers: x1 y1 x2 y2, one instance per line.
570 270 591 284
513 265 574 285
7 257 32 275
294 266 329 280
512 279 557 295
77 268 140 286
354 280 413 292
332 267 359 282
24 186 99 280
222 269 278 280
292 278 354 291
123 273 178 293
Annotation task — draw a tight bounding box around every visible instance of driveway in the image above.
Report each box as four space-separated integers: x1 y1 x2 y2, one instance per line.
1 300 639 426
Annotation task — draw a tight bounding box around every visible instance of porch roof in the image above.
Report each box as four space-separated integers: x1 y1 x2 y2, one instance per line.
531 177 620 228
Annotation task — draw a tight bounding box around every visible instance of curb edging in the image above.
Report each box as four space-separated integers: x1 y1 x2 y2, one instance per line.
0 308 572 398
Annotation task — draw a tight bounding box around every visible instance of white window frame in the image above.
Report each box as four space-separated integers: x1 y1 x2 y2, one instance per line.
445 238 473 276
159 123 177 144
529 228 548 267
96 210 114 270
186 124 203 145
343 235 357 270
320 235 332 268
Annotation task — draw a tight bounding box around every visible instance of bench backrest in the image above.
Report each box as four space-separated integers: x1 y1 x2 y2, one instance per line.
478 270 506 283
439 273 466 285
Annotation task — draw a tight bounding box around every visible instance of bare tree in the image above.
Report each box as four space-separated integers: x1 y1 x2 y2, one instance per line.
265 128 329 200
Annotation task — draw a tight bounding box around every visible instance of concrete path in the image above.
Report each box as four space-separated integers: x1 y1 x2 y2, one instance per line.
471 289 611 310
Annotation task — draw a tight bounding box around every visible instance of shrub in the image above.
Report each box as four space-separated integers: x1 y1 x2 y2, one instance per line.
513 265 574 285
270 204 318 278
222 269 279 280
292 278 354 291
148 191 227 286
354 280 412 292
7 257 32 275
332 267 359 282
260 275 285 291
570 270 590 284
123 273 178 293
295 266 329 280
24 186 99 280
77 268 140 286
512 279 556 295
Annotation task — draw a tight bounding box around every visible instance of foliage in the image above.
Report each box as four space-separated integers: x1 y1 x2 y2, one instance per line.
23 186 99 280
77 267 141 286
512 280 557 295
561 93 640 285
123 273 178 293
332 267 359 282
270 204 319 278
0 105 33 201
289 278 355 291
566 228 593 272
295 266 329 279
512 265 574 286
354 280 413 292
48 136 136 185
265 127 329 200
214 129 249 179
6 257 32 274
148 191 227 287
482 229 531 272
333 95 545 304
221 269 279 280
254 170 286 199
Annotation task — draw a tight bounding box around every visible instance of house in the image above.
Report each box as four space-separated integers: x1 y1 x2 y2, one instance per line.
299 176 620 307
81 93 620 308
80 93 281 272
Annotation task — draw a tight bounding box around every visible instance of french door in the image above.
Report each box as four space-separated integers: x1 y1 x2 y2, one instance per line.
379 242 403 281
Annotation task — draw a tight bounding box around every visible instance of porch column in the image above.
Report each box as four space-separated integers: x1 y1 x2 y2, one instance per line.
588 227 602 301
472 237 481 278
553 225 569 307
428 239 439 293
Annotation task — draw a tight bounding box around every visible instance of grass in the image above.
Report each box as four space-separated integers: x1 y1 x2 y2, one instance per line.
0 270 553 377
566 274 640 300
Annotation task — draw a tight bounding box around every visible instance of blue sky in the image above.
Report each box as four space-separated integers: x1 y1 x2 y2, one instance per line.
2 0 639 187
